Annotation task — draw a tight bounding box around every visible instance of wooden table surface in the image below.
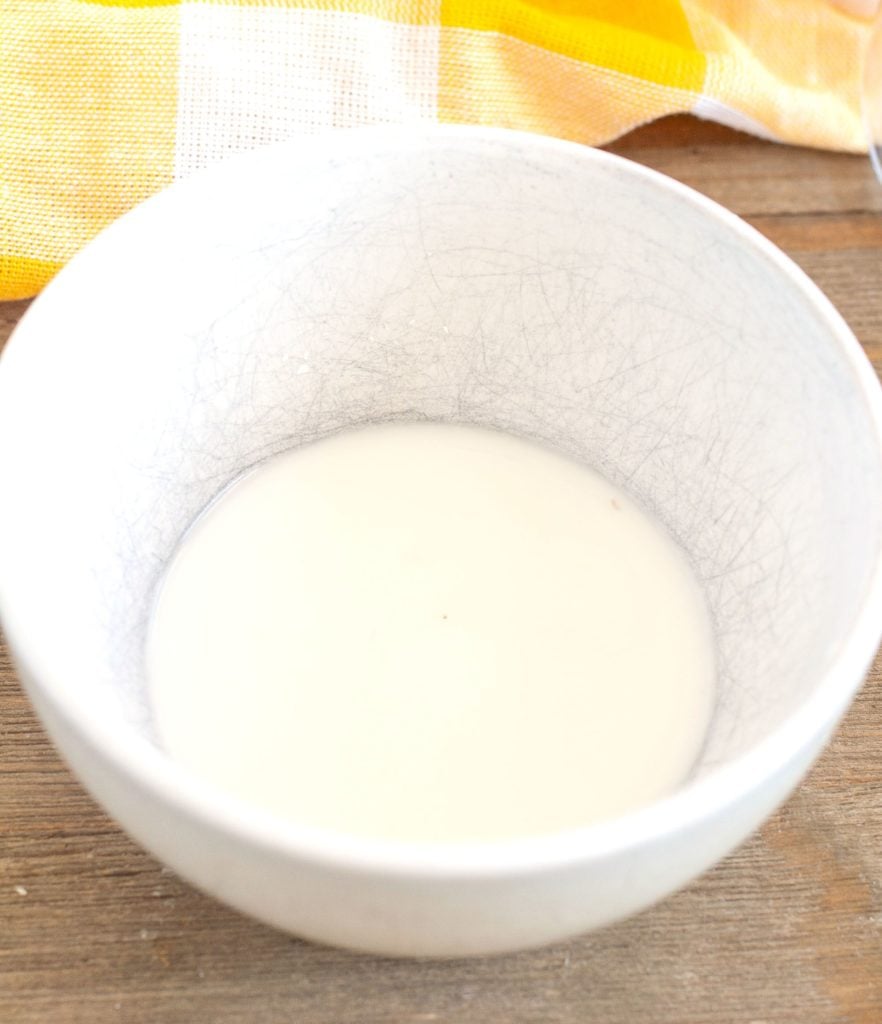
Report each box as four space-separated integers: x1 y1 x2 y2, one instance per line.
1 116 881 1024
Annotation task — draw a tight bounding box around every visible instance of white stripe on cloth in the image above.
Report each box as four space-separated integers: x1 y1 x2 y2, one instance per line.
174 5 441 179
691 95 780 142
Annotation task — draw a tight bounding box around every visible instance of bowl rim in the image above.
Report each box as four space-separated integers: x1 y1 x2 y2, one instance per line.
3 124 882 879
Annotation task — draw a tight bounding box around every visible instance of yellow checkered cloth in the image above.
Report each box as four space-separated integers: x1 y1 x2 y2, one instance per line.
1 0 871 300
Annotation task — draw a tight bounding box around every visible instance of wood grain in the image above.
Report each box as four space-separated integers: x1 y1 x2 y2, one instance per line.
1 116 881 1024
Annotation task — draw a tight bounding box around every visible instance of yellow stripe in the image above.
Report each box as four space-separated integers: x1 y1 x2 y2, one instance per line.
682 0 867 151
0 0 179 300
441 0 705 89
438 28 699 141
0 257 63 300
78 1 181 8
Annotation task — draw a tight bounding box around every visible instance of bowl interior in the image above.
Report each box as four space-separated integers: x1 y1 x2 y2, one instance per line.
1 129 880 788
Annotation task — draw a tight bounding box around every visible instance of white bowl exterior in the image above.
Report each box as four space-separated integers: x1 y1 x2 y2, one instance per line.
18 652 829 957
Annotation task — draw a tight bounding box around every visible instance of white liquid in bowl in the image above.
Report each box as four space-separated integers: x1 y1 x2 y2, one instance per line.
147 423 715 843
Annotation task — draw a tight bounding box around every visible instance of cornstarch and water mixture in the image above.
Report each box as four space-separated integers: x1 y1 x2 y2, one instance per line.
147 423 715 843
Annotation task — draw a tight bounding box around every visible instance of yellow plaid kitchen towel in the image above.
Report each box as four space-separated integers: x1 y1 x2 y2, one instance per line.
0 0 871 299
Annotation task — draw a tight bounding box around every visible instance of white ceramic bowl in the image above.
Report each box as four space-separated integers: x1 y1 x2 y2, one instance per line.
1 128 881 957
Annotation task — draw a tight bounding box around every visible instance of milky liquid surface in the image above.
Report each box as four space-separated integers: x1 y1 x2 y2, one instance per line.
147 423 715 843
